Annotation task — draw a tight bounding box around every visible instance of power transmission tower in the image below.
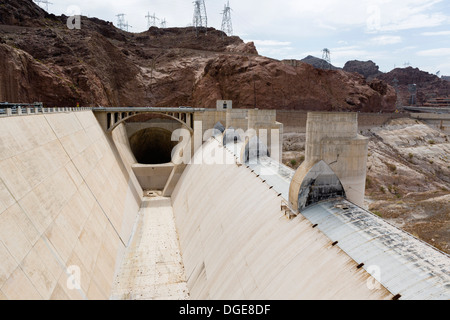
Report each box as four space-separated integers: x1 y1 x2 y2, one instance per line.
160 18 167 28
193 0 208 35
145 12 159 28
321 48 332 70
116 14 126 29
33 0 53 12
221 1 233 37
116 14 131 32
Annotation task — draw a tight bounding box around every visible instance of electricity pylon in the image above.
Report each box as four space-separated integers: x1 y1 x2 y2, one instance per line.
193 0 208 35
116 14 131 32
221 1 233 37
33 0 53 12
146 12 159 28
321 48 332 70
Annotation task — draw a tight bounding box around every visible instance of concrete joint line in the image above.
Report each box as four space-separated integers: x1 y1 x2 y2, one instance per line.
43 113 126 247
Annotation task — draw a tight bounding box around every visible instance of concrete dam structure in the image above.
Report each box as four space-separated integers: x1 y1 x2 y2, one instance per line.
0 107 449 300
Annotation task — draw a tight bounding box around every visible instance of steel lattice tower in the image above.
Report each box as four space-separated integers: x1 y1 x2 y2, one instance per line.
321 48 332 70
33 0 53 12
146 12 159 29
116 14 131 32
193 0 208 34
221 1 233 37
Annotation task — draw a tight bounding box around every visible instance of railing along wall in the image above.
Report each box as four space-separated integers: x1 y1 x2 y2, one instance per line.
0 105 93 117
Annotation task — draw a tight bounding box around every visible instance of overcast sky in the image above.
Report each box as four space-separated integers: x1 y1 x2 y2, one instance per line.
41 0 450 76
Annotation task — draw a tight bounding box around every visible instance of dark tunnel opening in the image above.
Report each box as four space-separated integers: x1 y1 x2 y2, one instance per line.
129 128 178 164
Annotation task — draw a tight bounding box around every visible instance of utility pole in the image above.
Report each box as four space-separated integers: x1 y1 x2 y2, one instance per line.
193 0 208 36
221 1 233 37
33 0 53 12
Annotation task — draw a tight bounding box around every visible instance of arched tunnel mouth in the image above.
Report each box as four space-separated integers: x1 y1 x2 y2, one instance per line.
129 127 178 165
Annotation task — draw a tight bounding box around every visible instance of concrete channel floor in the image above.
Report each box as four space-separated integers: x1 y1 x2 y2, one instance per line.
110 194 189 300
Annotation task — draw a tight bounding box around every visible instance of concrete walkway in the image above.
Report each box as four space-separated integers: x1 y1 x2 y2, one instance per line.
111 195 189 300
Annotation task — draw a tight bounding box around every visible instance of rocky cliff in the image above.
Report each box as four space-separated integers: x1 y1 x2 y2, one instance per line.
0 0 396 111
377 67 450 106
341 59 450 106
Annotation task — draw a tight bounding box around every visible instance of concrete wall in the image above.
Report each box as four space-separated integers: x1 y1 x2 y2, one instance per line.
171 138 392 300
410 113 450 133
0 111 141 299
290 112 368 210
277 110 407 133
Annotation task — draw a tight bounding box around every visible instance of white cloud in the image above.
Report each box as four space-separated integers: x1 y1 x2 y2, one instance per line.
416 48 450 57
250 40 292 47
377 13 448 32
369 35 402 46
421 30 450 36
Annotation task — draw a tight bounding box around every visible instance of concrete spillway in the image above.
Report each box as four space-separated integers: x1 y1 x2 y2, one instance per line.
0 110 449 300
0 111 142 299
171 138 391 299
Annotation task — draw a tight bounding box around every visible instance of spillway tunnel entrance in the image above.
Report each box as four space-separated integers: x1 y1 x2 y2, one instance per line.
129 127 178 165
115 114 193 196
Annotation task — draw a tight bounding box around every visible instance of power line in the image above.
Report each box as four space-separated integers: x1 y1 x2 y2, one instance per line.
221 1 233 37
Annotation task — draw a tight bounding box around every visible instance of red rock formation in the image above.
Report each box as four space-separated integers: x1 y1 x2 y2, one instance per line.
193 55 396 112
0 0 396 112
377 67 450 106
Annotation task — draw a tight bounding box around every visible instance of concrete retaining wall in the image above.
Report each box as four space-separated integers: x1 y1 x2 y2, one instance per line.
171 138 391 300
277 110 407 133
0 111 141 299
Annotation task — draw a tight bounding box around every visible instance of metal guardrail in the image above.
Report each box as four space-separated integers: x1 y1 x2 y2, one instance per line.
0 103 93 117
91 106 207 113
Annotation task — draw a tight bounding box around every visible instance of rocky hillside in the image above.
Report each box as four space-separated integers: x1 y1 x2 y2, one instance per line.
0 0 396 111
377 67 450 106
364 119 450 254
299 55 339 70
341 59 450 106
343 60 382 80
282 118 450 254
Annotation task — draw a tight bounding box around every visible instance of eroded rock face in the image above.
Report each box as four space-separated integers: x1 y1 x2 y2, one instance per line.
343 60 382 80
0 44 76 106
377 67 450 106
0 0 396 111
193 55 396 111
